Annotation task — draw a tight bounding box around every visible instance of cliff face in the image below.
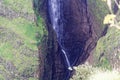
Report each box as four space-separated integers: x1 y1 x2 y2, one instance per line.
60 0 98 65
87 0 120 70
34 0 107 80
0 0 113 80
33 0 109 80
35 0 107 80
3 0 119 80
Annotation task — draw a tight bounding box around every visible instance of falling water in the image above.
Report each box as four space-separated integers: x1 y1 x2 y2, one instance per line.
48 0 73 70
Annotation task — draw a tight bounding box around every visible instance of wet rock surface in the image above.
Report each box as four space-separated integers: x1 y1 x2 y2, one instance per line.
34 0 108 80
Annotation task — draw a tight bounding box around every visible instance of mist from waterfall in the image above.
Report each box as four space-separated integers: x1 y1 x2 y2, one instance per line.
48 0 73 70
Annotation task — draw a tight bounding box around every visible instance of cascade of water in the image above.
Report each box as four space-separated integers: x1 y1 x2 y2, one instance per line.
61 49 73 70
48 0 73 70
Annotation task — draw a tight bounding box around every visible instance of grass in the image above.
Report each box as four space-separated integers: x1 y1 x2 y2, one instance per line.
0 26 39 79
3 0 34 14
0 0 44 79
0 16 38 50
0 42 14 60
88 0 120 69
94 27 120 69
70 64 120 80
88 0 109 36
0 75 4 80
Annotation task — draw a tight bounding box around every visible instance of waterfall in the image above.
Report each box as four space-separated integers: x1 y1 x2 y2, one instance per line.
48 0 73 71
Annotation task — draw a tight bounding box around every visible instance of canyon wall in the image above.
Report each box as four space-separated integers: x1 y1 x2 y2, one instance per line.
33 0 109 80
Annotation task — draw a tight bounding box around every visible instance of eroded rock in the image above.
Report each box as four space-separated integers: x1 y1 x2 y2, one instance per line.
34 0 109 80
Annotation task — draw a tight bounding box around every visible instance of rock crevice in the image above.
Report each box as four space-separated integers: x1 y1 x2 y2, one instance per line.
33 0 108 80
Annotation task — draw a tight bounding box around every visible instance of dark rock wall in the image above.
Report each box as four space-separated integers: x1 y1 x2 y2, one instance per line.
33 0 108 80
61 0 98 66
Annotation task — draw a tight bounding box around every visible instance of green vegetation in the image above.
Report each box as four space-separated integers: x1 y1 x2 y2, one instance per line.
0 16 38 50
70 65 93 80
3 0 34 14
70 64 120 80
0 42 14 60
0 18 39 79
0 0 46 79
1 0 120 80
88 0 109 36
93 0 120 69
94 27 120 69
84 0 120 71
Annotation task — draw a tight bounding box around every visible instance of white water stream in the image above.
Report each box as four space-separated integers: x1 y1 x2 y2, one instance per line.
48 0 73 70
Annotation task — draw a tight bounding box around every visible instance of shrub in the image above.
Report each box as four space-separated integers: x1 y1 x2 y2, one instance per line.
70 64 120 80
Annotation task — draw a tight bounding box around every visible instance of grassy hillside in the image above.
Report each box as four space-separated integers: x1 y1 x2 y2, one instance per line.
0 0 45 80
84 0 120 74
91 0 120 70
70 64 120 80
71 0 120 80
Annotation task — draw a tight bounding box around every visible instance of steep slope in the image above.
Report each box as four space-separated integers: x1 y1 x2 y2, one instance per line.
88 0 120 70
34 0 109 80
0 0 41 79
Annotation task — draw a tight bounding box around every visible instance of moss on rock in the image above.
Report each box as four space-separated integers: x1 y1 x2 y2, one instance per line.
0 0 46 79
88 0 120 70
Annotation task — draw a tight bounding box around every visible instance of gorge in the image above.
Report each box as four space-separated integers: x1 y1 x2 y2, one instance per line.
33 0 109 80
